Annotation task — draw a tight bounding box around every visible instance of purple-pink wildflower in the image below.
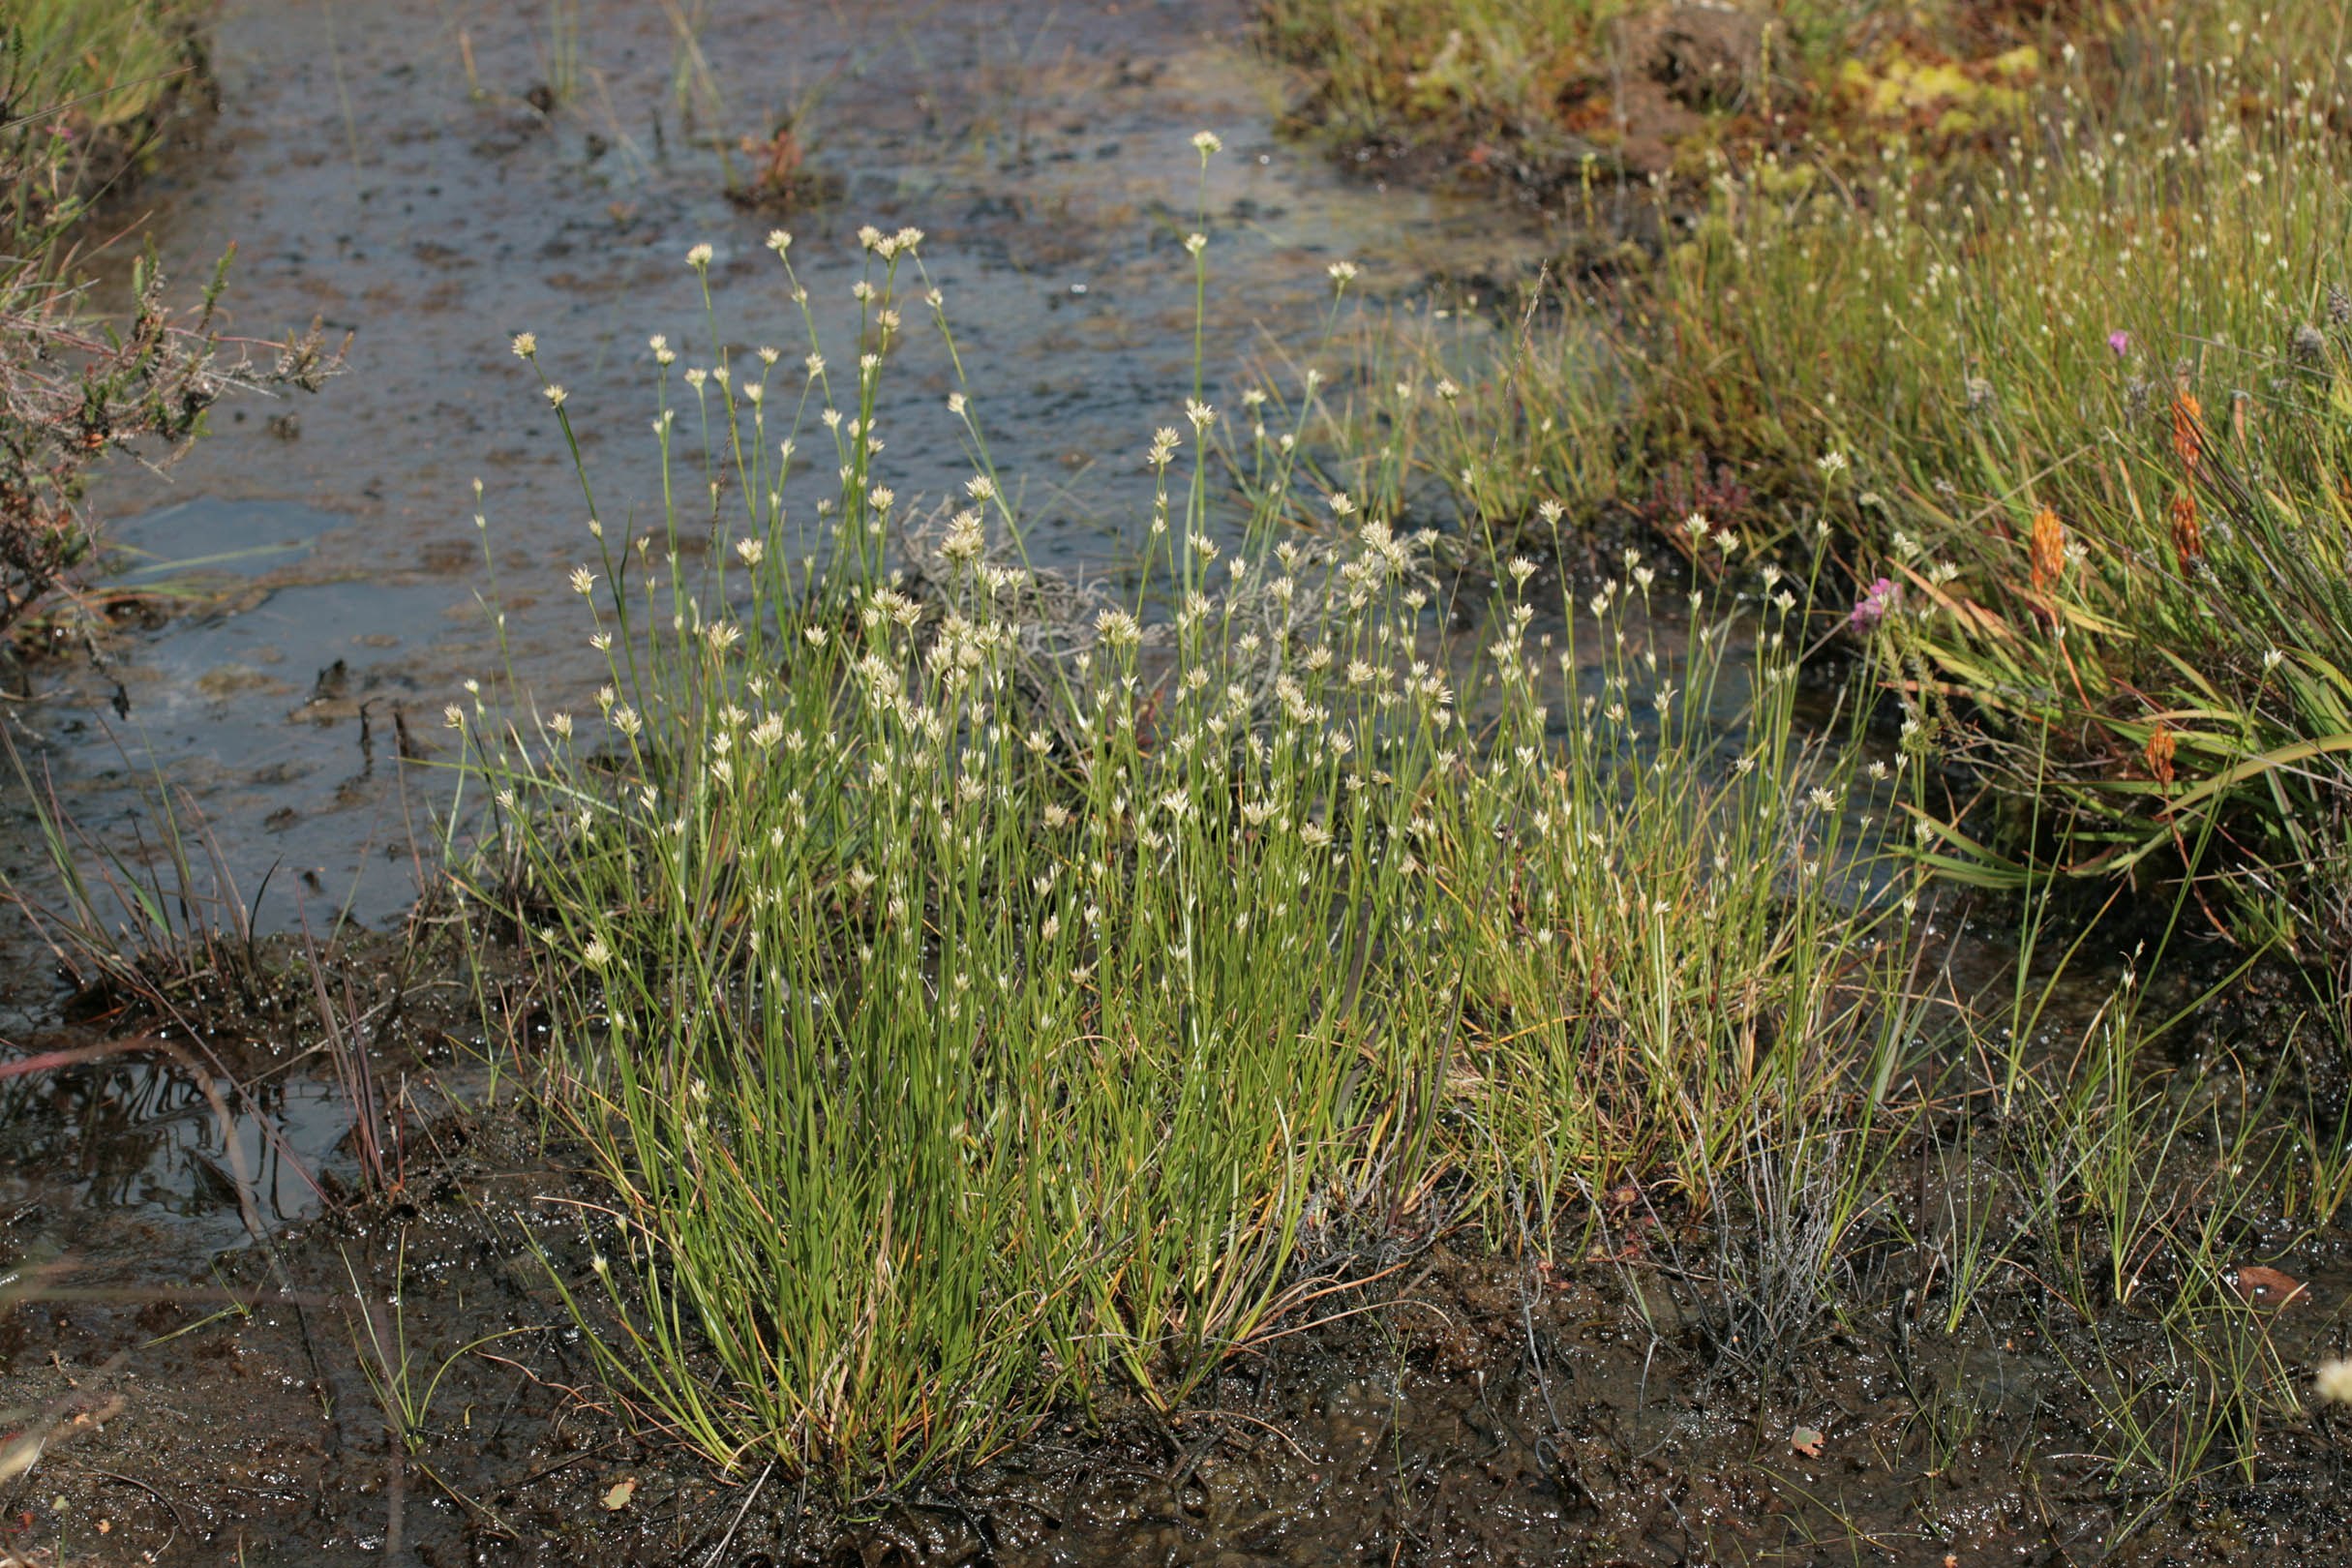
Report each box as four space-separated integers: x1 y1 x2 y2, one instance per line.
1851 577 1897 630
2108 330 2131 356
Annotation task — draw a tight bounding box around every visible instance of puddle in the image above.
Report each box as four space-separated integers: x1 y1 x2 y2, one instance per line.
0 1057 345 1274
104 497 321 588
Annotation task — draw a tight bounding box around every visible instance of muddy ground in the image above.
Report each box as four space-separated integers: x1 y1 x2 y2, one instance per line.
0 917 2345 1565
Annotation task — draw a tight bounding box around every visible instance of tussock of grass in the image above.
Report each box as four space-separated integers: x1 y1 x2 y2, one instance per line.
454 198 1935 1485
1327 6 2352 957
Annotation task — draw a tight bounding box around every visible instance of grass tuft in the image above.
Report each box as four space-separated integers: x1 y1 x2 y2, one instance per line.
455 209 1929 1487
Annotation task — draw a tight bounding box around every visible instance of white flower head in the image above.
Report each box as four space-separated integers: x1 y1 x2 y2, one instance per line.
940 509 986 565
1094 607 1141 648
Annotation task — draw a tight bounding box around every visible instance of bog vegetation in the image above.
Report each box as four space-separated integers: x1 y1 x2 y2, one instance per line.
460 220 1934 1479
4 0 2348 1553
444 15 2352 1504
1 4 336 641
1294 0 2352 968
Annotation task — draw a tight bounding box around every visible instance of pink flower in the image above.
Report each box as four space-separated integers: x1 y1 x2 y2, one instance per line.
1850 577 1897 629
2108 330 2131 356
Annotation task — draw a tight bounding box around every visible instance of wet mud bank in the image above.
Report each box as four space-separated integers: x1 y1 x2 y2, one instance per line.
7 1065 2348 1565
3 897 2346 1564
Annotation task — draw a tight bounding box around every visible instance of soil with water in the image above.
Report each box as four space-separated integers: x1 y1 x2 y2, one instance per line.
1 1 2348 1564
9 0 1549 931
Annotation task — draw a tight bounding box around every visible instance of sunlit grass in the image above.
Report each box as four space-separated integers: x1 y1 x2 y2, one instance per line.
430 8 2352 1518
3 0 203 249
1317 4 2352 958
449 160 1947 1484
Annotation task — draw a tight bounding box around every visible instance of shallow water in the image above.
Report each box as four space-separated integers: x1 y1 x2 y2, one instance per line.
21 0 1555 933
0 1055 345 1272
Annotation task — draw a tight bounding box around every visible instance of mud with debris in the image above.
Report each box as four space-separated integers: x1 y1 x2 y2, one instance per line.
1 892 2345 1565
5 1019 2348 1565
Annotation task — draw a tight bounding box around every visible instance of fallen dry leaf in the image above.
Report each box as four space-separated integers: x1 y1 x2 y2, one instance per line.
1791 1425 1825 1458
2231 1265 2308 1309
601 1476 637 1511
